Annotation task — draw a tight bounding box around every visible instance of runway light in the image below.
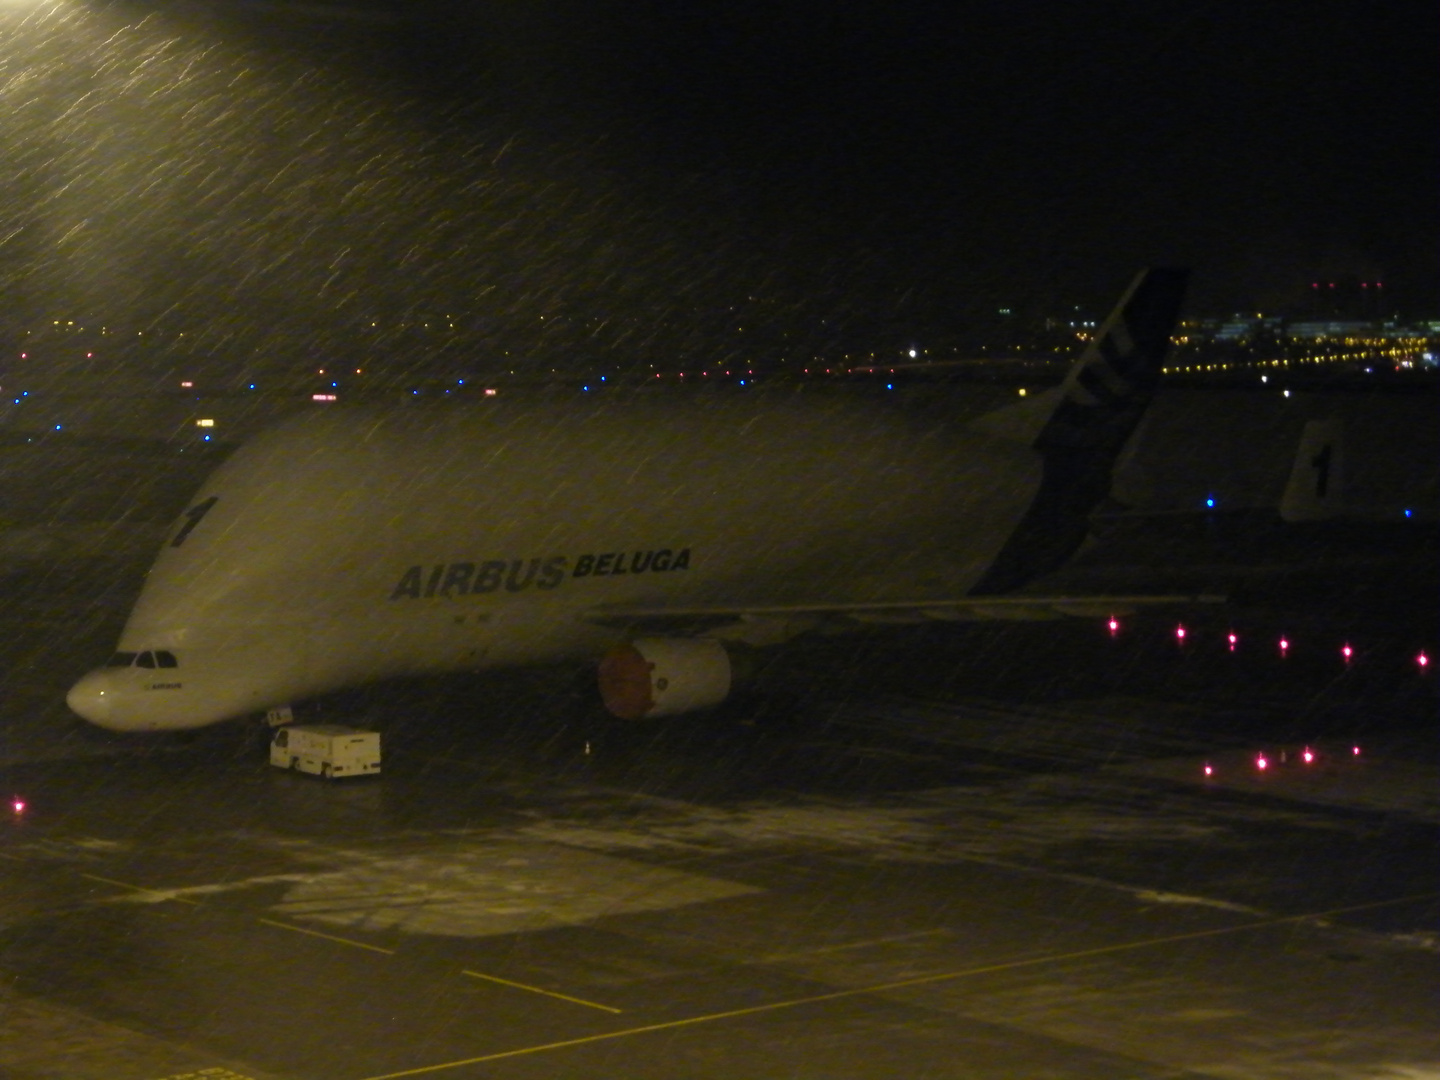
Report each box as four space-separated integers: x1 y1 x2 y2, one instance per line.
10 797 24 814
1302 747 1315 764
1256 754 1268 771
1175 624 1186 643
1108 616 1119 636
1352 745 1362 757
1341 644 1353 662
1279 636 1289 656
1203 764 1213 777
1419 651 1430 670
1228 632 1238 651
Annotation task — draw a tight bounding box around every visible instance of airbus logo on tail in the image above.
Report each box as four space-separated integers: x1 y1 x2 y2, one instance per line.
390 548 692 600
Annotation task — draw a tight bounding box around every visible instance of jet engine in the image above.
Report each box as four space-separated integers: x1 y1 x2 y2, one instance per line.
598 637 733 719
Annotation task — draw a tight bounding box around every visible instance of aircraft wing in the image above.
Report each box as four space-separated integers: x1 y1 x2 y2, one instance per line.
582 593 1225 634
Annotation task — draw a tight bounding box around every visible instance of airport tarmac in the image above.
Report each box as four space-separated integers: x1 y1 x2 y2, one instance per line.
1 548 1437 1080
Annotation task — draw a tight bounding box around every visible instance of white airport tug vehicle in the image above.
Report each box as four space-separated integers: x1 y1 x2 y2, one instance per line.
270 724 381 779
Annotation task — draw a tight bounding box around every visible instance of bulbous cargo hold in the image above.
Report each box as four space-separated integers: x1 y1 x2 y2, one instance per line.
66 268 1190 732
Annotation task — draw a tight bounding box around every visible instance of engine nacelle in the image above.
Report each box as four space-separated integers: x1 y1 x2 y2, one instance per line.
598 637 732 719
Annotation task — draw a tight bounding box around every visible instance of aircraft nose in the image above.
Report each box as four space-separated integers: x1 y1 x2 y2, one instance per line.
66 670 113 726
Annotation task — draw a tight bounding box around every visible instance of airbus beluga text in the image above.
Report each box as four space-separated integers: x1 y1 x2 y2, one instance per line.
68 269 1198 732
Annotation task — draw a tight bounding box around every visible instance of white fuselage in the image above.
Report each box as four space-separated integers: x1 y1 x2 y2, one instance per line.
68 393 1042 730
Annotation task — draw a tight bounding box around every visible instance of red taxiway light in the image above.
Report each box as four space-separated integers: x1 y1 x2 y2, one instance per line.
10 798 24 814
1227 632 1238 651
1175 624 1186 643
1279 637 1290 656
1341 644 1353 662
1302 747 1315 764
1419 651 1430 670
1203 764 1214 777
1256 754 1269 771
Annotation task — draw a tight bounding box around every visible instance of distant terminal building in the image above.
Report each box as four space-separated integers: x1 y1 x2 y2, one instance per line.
1184 317 1439 345
1285 320 1375 339
1206 316 1284 341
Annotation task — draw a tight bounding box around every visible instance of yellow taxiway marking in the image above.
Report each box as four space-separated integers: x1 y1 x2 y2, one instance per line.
79 872 202 905
353 891 1440 1080
461 969 622 1014
257 917 396 956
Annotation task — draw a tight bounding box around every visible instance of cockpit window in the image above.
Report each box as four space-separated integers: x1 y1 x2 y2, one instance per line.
155 650 179 668
106 652 138 668
136 651 156 669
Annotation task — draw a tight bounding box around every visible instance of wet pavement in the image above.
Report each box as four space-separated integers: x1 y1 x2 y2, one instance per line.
0 550 1436 1080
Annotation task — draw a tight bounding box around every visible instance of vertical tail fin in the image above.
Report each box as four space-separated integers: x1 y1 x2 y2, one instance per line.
971 267 1189 594
1279 418 1344 522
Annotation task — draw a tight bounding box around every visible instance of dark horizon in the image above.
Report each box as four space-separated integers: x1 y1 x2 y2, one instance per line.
1 0 1435 370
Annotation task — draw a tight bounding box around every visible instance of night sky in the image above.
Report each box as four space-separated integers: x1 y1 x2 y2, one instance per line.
0 0 1435 379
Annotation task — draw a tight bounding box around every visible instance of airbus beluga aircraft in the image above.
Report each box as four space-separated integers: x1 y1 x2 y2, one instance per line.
68 268 1202 732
